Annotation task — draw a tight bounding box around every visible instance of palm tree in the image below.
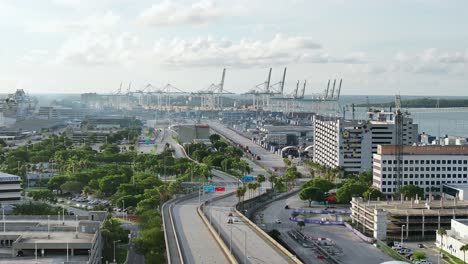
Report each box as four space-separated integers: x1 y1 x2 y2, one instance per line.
297 220 305 231
247 182 255 199
460 244 468 264
437 228 447 252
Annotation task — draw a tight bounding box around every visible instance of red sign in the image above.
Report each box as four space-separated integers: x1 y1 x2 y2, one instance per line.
215 187 225 192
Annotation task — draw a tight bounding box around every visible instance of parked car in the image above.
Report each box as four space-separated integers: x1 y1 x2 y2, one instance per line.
275 219 282 224
414 260 432 264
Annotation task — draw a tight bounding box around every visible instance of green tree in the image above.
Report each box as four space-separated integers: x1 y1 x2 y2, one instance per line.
335 179 368 203
412 251 426 260
236 187 247 204
299 187 324 207
99 175 128 196
29 190 56 203
101 218 129 262
209 134 221 143
257 174 266 185
302 178 334 193
397 184 424 200
437 228 447 253
460 244 468 264
362 188 385 200
297 220 305 231
60 181 85 196
47 175 69 194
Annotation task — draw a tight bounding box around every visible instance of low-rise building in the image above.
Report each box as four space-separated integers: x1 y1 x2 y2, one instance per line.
0 211 107 263
372 145 468 196
0 173 22 201
436 219 468 260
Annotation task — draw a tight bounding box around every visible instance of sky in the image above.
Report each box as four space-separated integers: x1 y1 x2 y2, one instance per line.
0 0 467 95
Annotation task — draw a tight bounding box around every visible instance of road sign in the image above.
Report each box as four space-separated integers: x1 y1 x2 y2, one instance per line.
203 186 215 193
214 186 225 192
242 176 256 182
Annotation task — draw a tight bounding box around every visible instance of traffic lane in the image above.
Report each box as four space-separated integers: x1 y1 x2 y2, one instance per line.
172 195 230 264
208 122 284 170
208 206 290 264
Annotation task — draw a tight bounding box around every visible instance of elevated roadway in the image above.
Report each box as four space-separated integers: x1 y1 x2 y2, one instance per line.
207 121 285 172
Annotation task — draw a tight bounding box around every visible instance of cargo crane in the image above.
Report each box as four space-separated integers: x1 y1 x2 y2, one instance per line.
245 67 286 110
193 68 232 111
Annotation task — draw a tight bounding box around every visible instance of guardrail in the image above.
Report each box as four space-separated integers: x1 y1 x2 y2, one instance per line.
198 191 238 264
162 193 199 264
234 207 303 264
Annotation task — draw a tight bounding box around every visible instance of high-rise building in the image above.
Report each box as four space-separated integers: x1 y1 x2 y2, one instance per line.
312 110 418 173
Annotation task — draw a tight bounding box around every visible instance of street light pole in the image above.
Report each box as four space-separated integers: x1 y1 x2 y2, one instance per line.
401 225 406 247
113 240 121 263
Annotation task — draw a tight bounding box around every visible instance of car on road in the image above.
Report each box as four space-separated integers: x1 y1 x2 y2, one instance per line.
275 219 282 224
284 205 290 209
418 243 424 248
414 260 431 264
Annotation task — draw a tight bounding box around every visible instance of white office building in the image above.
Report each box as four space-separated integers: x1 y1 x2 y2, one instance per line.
312 111 417 173
436 219 468 261
0 172 22 201
372 145 468 196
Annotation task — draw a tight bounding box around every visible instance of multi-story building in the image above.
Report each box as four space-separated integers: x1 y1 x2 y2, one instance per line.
351 197 468 241
312 111 418 173
437 219 468 260
372 145 468 196
0 172 22 201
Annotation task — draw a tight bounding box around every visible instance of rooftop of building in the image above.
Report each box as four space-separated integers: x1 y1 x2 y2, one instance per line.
260 125 313 132
0 172 20 182
352 197 468 216
377 144 468 155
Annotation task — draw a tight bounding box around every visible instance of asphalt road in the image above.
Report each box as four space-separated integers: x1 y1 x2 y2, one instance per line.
123 222 145 264
172 193 231 264
205 193 291 264
208 121 285 172
257 195 393 264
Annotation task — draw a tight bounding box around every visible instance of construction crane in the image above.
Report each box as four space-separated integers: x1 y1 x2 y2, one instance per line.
394 94 404 195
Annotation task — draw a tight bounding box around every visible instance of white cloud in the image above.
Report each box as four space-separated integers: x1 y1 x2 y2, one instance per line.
54 31 140 66
29 11 120 33
137 0 224 26
153 34 365 67
393 49 468 74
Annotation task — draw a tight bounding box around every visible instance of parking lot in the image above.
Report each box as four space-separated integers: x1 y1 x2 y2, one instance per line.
256 195 392 264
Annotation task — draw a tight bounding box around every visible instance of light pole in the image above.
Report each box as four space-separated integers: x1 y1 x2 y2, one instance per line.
113 240 121 263
401 225 405 247
2 204 5 233
229 224 247 263
47 215 50 237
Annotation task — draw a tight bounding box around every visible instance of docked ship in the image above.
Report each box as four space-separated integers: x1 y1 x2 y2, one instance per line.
0 89 37 120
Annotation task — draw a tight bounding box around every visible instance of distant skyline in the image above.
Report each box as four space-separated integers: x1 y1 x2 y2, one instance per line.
0 0 467 95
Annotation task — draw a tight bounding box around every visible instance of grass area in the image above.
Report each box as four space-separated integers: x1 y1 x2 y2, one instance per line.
376 241 410 263
440 248 466 264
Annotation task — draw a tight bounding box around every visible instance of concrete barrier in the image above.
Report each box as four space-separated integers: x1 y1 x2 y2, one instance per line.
234 207 303 264
197 205 238 264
